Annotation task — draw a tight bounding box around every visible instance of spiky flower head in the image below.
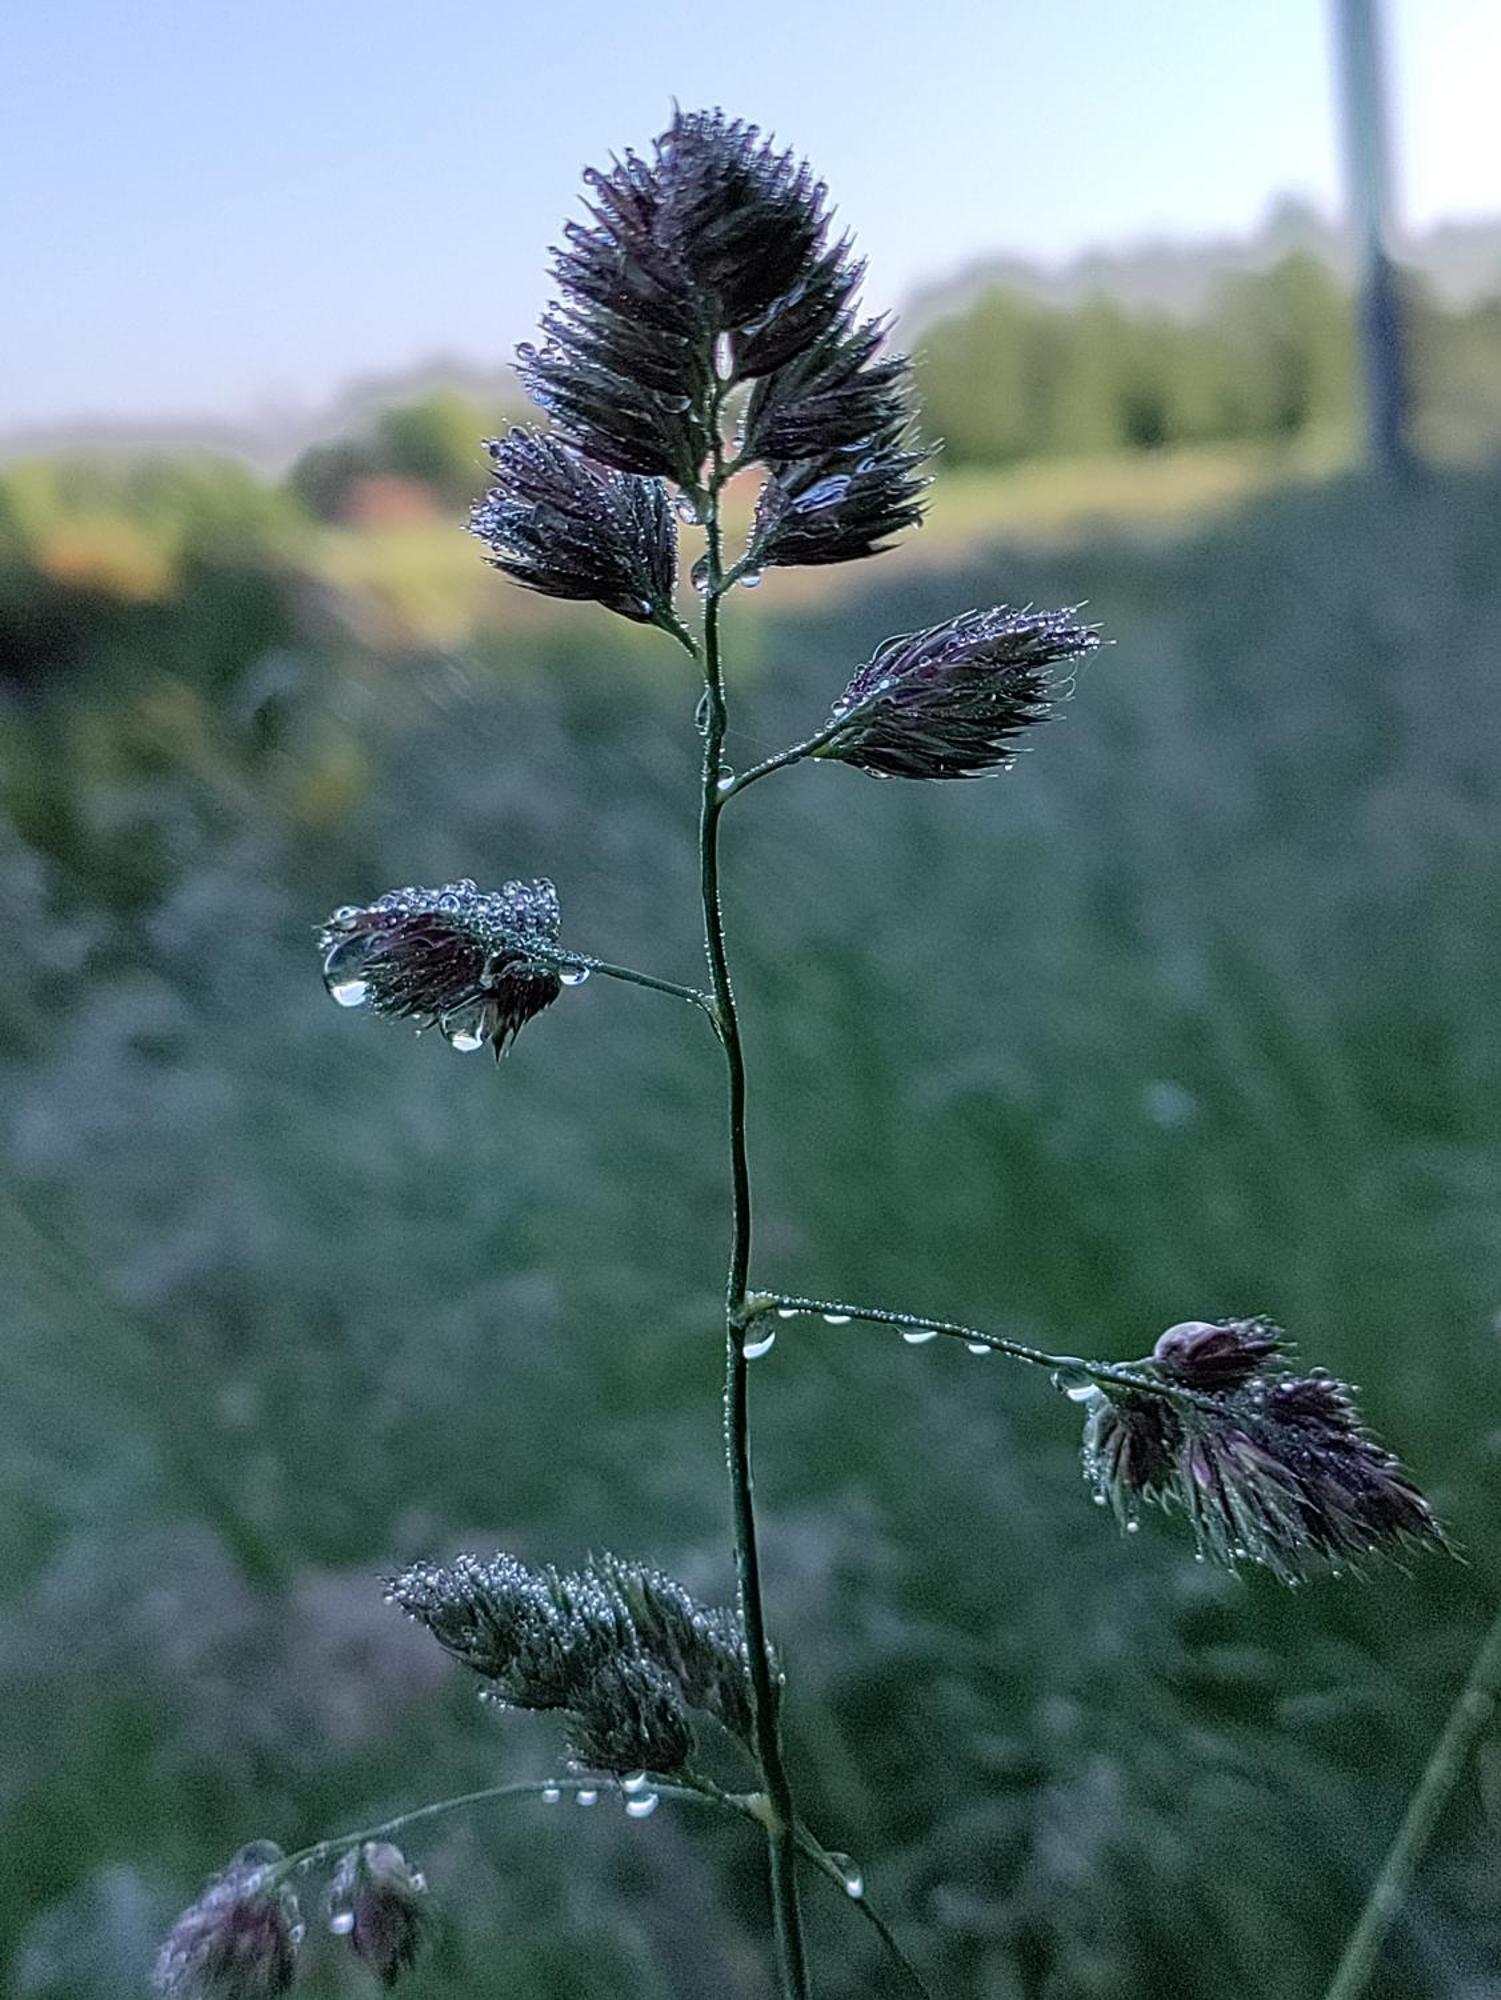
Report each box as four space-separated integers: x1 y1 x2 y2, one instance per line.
1083 1318 1445 1582
468 431 677 626
153 1842 301 1999
816 607 1100 780
319 879 572 1058
327 1843 432 1988
748 446 930 570
738 316 912 464
387 1550 751 1775
518 109 855 486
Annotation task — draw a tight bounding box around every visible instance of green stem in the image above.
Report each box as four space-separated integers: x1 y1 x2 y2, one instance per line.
1324 1598 1501 2000
268 1774 759 1887
267 1771 925 1994
756 1294 1221 1414
719 714 850 799
526 947 719 1022
698 408 813 2000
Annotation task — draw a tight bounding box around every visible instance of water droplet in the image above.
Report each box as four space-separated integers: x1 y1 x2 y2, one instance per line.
717 772 736 792
625 1792 660 1819
409 1871 427 1893
966 1341 990 1356
828 1853 864 1898
1051 1364 1098 1403
776 1307 798 1320
322 935 376 1007
576 1788 599 1807
743 1329 776 1360
694 689 712 734
1125 1519 1140 1533
541 1784 562 1804
822 1312 851 1326
739 568 763 589
558 964 591 987
289 1922 307 1945
674 495 700 525
621 1770 649 1793
329 1911 356 1936
441 1001 492 1052
715 333 735 379
691 554 711 596
793 474 852 513
902 1327 939 1345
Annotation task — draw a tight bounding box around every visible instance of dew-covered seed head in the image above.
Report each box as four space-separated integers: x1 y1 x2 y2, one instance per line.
318 879 566 1059
386 1547 753 1768
326 1842 432 1988
153 1842 301 1999
1081 1317 1446 1582
469 430 677 625
817 606 1101 781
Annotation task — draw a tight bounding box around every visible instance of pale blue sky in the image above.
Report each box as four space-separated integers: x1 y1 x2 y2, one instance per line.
4 0 1497 430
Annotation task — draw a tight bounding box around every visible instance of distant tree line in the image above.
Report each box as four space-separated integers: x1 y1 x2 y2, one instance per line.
914 252 1501 465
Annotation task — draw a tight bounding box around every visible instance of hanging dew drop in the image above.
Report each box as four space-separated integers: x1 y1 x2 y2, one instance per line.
441 1003 491 1052
323 935 376 1007
621 1771 649 1793
743 1329 776 1360
966 1341 990 1356
739 569 763 589
625 1792 660 1819
1051 1364 1098 1402
902 1327 939 1345
558 964 591 987
541 1784 562 1804
822 1312 851 1326
829 1853 863 1898
576 1788 599 1806
329 1911 356 1936
776 1307 798 1320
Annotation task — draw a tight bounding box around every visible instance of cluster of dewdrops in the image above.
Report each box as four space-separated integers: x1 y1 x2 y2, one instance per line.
319 878 590 1051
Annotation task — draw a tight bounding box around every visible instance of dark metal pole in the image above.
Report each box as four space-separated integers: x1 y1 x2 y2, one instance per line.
1332 0 1415 477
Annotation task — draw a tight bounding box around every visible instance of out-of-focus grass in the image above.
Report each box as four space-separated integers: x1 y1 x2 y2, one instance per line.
2 464 1500 1999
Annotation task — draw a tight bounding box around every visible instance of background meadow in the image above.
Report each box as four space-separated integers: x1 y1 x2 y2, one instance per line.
3 443 1501 1996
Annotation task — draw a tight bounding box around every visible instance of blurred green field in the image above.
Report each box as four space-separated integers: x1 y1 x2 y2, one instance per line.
3 458 1501 1999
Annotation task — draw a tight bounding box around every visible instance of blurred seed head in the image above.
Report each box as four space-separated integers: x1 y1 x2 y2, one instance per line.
327 1842 432 1988
153 1842 301 2000
469 430 677 624
387 1550 750 1774
318 879 564 1058
1083 1319 1446 1581
818 607 1100 779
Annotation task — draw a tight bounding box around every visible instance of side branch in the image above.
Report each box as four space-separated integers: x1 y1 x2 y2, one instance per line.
720 716 850 799
750 1294 1227 1415
524 946 720 1023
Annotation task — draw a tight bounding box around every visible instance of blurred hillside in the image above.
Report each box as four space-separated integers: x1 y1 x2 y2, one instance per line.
2 402 1501 1998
